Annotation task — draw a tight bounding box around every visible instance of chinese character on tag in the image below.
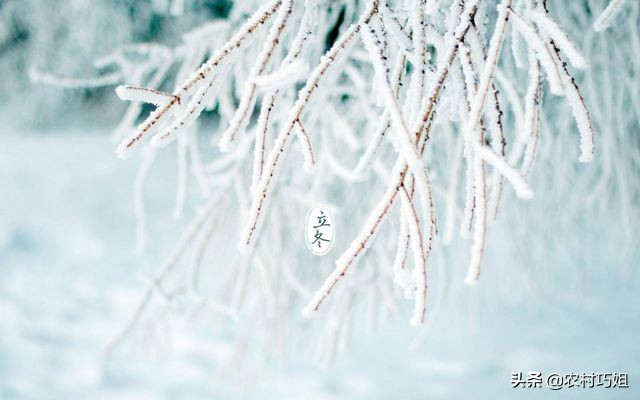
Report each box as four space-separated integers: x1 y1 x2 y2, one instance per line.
305 206 335 256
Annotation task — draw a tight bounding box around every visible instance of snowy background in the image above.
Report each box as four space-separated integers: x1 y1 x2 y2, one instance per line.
1 0 639 399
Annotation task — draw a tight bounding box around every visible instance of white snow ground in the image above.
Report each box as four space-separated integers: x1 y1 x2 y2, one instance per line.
0 131 638 399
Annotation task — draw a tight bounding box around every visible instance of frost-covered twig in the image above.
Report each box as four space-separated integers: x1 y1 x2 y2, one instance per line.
105 194 221 354
593 0 628 32
115 0 282 158
520 53 542 176
547 42 595 163
218 0 294 151
116 86 180 106
303 0 478 317
361 21 433 230
238 0 379 253
531 10 589 70
509 8 564 95
29 69 121 88
398 186 428 326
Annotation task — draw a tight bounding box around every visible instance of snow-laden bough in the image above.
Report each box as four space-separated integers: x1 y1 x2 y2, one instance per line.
34 0 603 352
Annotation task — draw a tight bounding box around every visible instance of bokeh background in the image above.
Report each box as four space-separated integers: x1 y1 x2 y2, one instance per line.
1 0 639 399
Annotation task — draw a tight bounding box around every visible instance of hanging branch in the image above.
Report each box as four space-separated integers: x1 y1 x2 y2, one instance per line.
521 54 543 176
361 20 434 233
38 0 604 349
302 0 479 318
218 0 295 151
238 0 379 254
593 0 628 32
115 0 283 158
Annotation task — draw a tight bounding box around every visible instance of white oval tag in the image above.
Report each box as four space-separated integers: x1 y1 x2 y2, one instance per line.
305 206 335 256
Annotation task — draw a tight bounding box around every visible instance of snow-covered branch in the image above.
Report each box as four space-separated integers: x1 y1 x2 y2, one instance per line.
35 0 605 354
